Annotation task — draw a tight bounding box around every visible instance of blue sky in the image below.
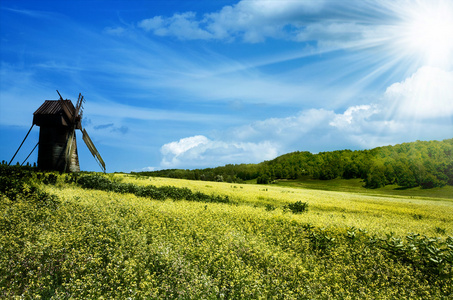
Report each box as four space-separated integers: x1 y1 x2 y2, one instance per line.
1 0 452 172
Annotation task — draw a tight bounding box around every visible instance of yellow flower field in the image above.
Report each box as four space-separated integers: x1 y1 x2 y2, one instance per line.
115 174 453 238
1 167 452 298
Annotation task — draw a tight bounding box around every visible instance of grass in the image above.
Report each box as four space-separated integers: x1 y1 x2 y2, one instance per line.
271 176 453 200
1 168 452 298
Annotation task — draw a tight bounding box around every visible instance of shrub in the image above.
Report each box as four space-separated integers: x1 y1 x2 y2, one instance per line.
75 174 230 204
256 175 269 184
77 174 112 190
0 165 60 208
283 201 308 214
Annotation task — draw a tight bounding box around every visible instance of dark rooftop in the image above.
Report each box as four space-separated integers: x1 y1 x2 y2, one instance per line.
33 100 75 116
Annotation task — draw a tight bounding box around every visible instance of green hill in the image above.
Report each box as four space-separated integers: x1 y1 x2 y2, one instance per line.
138 138 453 190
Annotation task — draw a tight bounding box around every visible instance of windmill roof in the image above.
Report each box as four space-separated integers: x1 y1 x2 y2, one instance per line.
33 100 76 115
33 99 81 128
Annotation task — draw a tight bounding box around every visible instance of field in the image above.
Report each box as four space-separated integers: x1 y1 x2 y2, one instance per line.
272 176 453 199
120 175 453 238
1 168 452 299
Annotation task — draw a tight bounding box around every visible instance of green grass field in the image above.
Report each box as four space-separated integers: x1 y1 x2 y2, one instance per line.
1 169 452 299
272 176 453 200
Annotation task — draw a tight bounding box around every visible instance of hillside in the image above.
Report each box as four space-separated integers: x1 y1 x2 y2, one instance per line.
137 138 453 189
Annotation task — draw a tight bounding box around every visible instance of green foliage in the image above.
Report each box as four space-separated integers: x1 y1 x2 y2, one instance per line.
0 164 59 209
307 229 336 252
381 234 453 278
256 174 270 184
38 172 59 185
283 200 308 214
420 173 446 189
364 161 387 188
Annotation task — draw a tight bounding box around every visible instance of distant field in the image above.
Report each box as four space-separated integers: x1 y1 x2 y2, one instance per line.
271 176 453 200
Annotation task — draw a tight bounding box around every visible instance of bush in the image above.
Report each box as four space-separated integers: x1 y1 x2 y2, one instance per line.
0 164 60 208
257 175 270 184
75 174 230 204
283 201 308 214
77 174 112 190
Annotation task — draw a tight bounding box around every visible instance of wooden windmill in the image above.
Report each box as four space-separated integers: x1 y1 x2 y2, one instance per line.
11 90 106 172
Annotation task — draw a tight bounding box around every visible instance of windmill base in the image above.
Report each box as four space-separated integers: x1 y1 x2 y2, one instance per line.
37 126 80 172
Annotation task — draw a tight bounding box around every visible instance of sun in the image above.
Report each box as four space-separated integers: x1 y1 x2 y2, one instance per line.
397 0 453 68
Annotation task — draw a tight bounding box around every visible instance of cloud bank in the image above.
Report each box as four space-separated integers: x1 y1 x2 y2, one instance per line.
160 135 278 169
383 66 453 119
138 0 393 48
159 66 453 168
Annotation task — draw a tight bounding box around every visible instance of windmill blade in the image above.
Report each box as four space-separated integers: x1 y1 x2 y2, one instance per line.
82 129 106 172
74 93 84 129
75 93 84 118
64 128 76 172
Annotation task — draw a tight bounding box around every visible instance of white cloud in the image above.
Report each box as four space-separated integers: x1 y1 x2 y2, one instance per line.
329 105 379 129
137 0 381 45
159 109 336 168
137 0 453 63
229 108 335 142
294 22 375 49
383 66 453 119
138 12 213 40
160 135 278 168
137 166 156 172
138 16 164 31
161 135 209 157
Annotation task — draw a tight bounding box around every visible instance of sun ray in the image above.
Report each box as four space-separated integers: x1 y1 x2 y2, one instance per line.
394 0 453 68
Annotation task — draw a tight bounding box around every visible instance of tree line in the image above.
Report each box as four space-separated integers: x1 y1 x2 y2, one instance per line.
135 139 453 189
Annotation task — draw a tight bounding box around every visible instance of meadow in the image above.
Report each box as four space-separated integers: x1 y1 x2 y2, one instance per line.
119 174 453 238
1 166 452 299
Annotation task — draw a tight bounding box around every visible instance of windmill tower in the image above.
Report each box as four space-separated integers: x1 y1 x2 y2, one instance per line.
30 91 106 172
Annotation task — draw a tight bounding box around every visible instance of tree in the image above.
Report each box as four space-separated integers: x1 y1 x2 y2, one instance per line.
420 173 444 189
257 174 270 184
364 161 386 188
395 164 418 188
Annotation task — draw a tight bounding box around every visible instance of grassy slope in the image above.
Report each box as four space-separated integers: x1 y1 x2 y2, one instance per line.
117 174 453 238
12 184 439 298
2 172 452 298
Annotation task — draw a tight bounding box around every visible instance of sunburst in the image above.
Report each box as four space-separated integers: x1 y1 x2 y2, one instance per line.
396 0 453 68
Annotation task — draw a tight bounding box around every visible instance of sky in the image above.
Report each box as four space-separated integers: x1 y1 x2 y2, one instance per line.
1 0 452 172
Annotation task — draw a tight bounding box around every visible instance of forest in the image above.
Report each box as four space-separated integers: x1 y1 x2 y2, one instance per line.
137 139 453 189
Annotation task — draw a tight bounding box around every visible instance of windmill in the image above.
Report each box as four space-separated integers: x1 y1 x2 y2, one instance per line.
9 90 106 172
